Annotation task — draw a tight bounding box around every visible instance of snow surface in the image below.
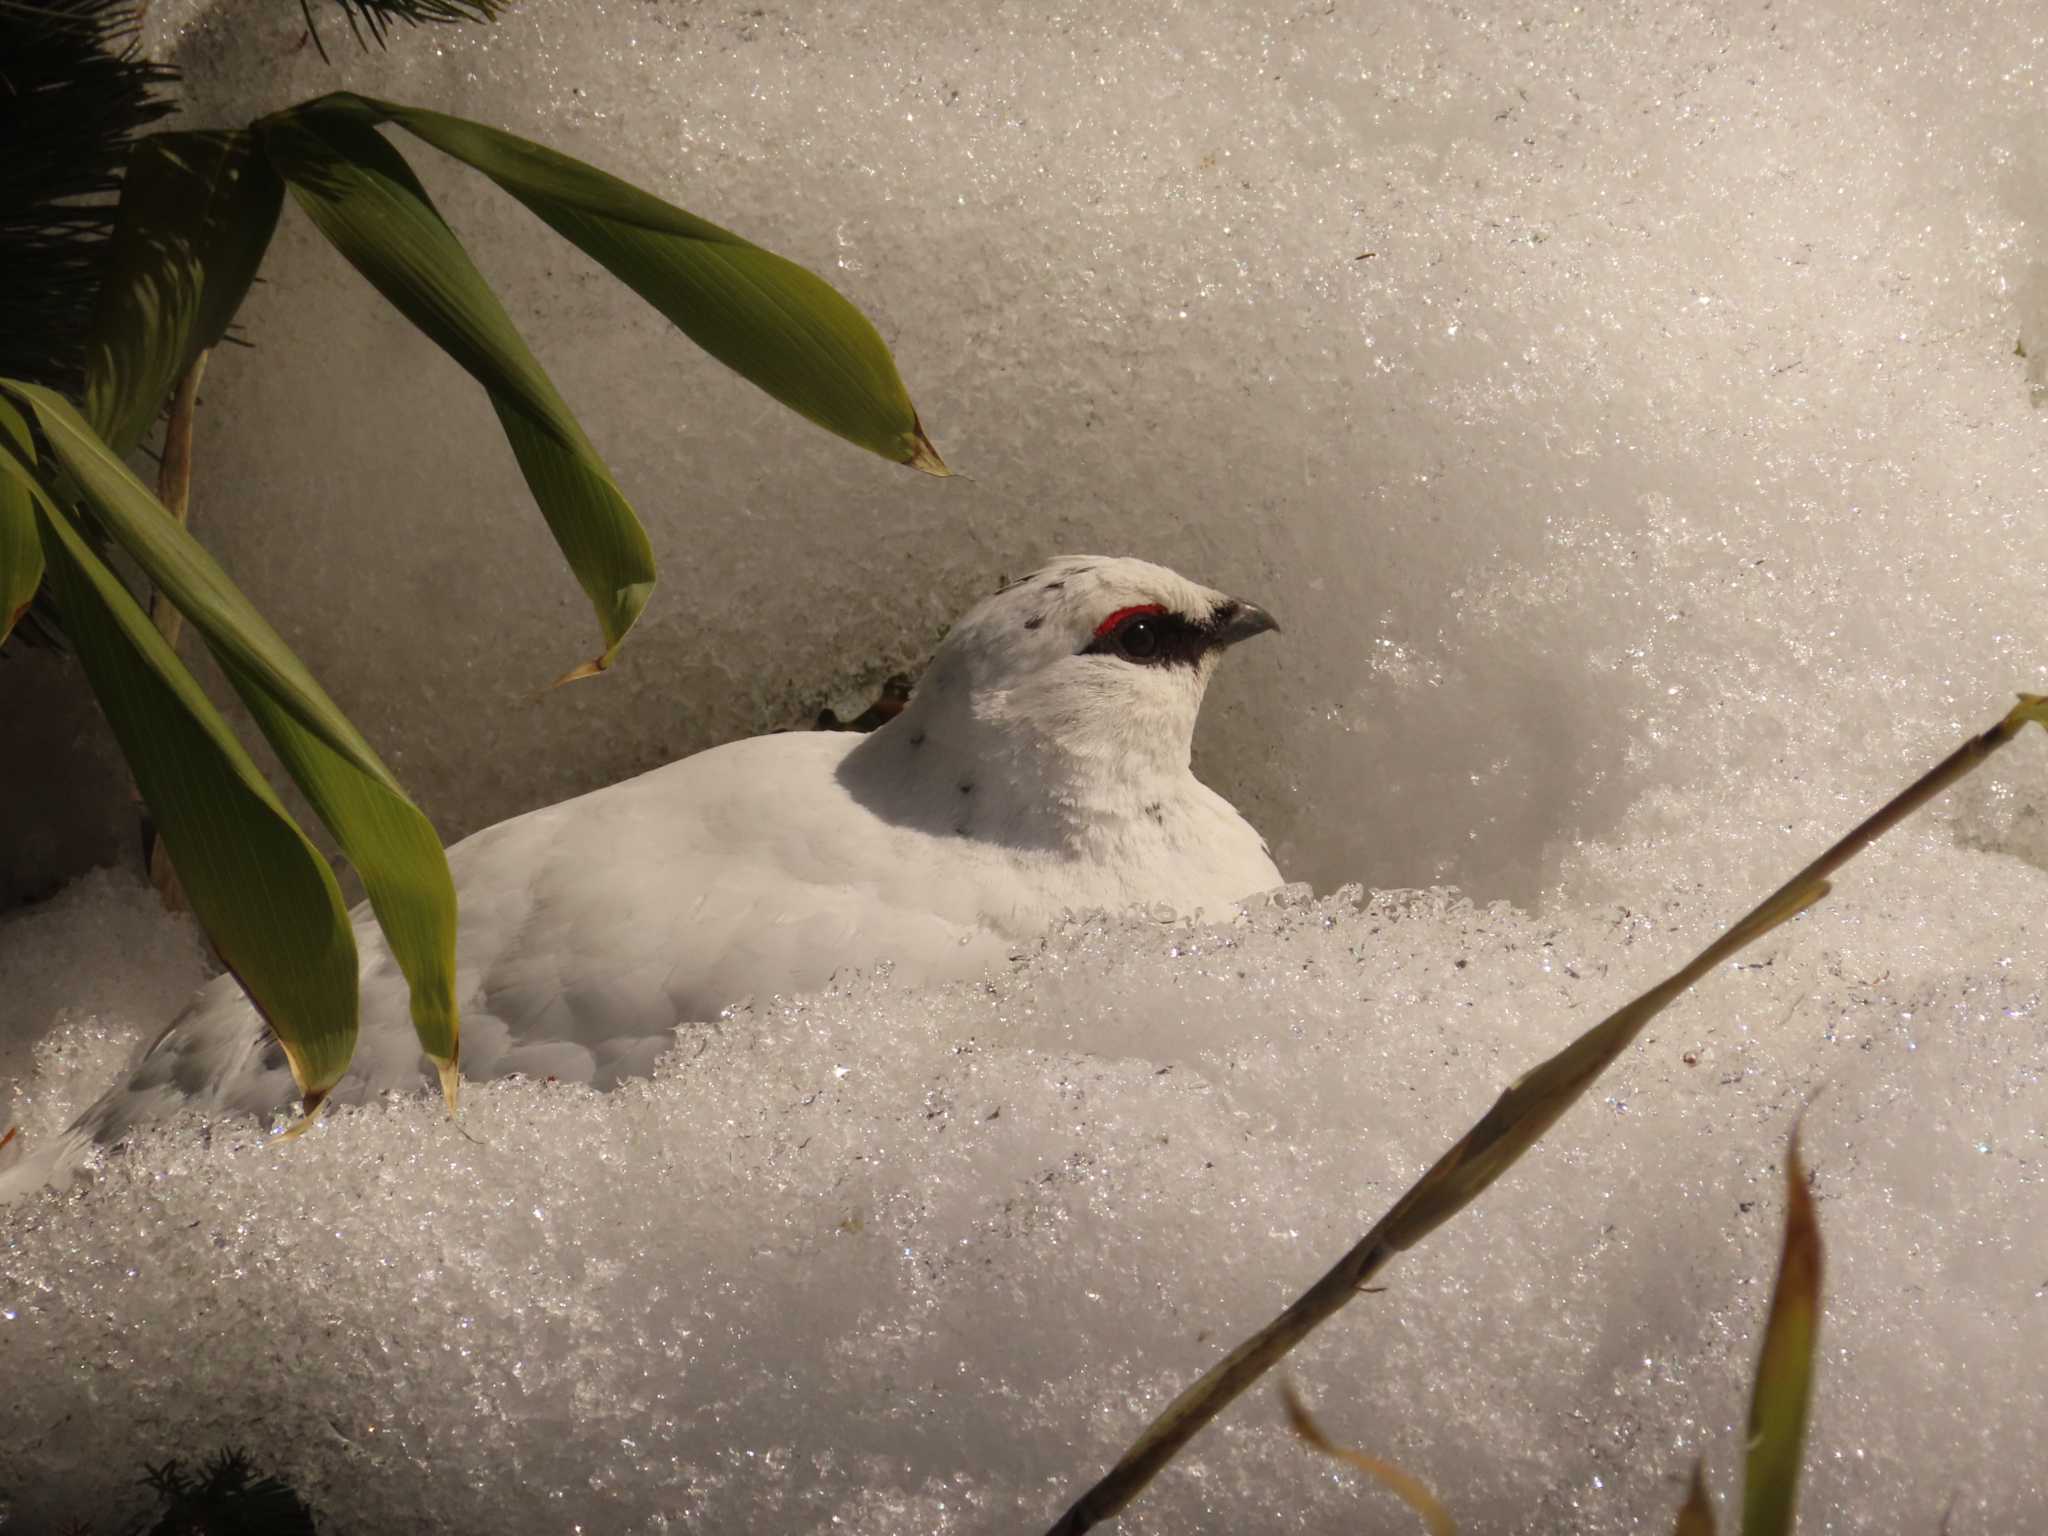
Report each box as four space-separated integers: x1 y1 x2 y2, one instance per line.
4 0 2048 1530
4 0 2022 908
3 840 2046 1534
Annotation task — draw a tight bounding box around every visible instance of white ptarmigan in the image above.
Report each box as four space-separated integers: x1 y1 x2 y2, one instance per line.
24 555 1282 1163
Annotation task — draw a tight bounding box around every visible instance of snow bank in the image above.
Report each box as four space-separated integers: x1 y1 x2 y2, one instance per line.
3 804 2046 1531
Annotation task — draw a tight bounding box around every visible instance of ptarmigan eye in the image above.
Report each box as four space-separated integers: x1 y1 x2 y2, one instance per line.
1081 602 1186 665
1118 618 1160 659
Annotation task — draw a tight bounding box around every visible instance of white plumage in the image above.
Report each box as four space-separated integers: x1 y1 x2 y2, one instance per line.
30 555 1283 1160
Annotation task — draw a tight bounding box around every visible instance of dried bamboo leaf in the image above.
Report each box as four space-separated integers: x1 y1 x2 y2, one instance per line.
1280 1382 1455 1536
1043 695 2047 1535
1674 1460 1718 1536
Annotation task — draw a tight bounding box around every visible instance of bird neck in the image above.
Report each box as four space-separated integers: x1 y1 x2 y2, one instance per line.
837 679 1200 853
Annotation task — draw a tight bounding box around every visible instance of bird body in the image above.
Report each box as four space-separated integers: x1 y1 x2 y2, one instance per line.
12 556 1283 1167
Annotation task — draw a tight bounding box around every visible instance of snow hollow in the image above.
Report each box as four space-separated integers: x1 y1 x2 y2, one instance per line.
4 0 2047 1531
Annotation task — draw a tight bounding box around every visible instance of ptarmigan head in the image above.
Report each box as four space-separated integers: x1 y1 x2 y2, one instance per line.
939 555 1277 690
866 557 1278 825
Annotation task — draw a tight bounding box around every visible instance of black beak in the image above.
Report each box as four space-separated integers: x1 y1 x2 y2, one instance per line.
1209 598 1281 650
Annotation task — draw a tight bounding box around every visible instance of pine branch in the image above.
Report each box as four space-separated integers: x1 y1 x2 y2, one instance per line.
0 0 177 398
300 0 510 61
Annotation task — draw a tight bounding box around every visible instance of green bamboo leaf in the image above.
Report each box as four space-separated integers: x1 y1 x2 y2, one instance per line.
3 381 460 1083
1741 1124 1823 1536
230 677 461 1088
10 381 380 773
0 447 358 1102
255 104 655 675
338 93 948 475
0 399 41 642
83 130 284 458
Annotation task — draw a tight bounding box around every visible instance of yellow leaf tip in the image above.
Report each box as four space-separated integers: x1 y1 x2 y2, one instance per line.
551 655 610 688
1673 1457 1717 1536
1278 1379 1315 1439
907 417 951 477
433 1054 462 1117
279 1093 332 1141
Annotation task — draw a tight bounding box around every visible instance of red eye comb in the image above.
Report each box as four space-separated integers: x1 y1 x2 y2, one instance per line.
1091 603 1167 638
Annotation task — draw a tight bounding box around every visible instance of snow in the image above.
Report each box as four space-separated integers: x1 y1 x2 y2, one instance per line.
4 849 2046 1533
4 0 2048 1530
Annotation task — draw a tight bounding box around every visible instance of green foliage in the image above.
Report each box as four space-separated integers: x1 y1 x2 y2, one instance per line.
132 1446 316 1536
1739 1127 1823 1536
256 100 658 675
357 95 950 473
7 382 465 1098
0 414 363 1101
1 72 946 1108
83 130 284 458
301 0 511 61
251 92 948 673
0 403 41 642
1650 1123 1823 1536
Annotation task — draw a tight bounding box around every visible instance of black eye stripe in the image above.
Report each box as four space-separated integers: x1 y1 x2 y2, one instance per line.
1079 609 1207 668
